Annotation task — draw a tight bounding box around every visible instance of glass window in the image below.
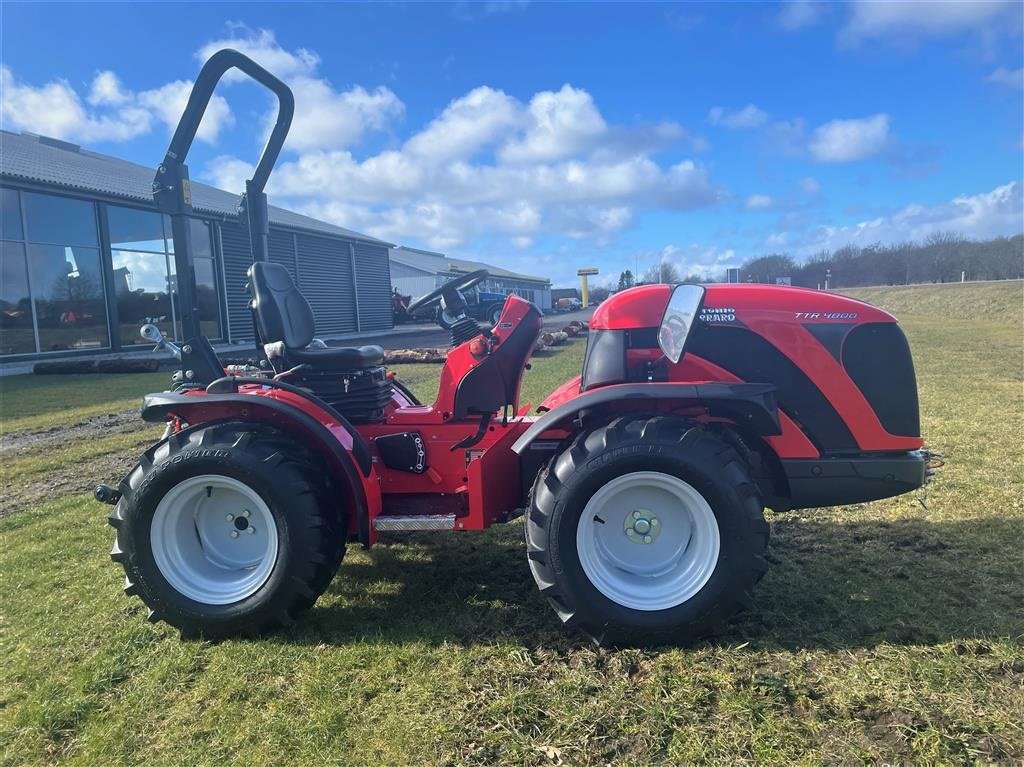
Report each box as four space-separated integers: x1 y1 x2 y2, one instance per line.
194 257 221 340
22 192 98 246
190 218 213 258
1 187 24 241
108 206 166 252
111 249 175 346
28 244 109 352
0 241 35 354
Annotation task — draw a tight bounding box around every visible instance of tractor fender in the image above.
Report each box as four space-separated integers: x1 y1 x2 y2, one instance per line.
141 391 379 548
510 381 782 454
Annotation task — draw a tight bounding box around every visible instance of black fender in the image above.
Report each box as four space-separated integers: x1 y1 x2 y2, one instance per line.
141 391 373 547
510 382 781 455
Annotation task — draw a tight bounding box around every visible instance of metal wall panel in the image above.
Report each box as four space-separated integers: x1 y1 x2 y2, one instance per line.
268 228 297 281
353 242 393 331
221 221 392 341
219 219 254 343
296 232 358 335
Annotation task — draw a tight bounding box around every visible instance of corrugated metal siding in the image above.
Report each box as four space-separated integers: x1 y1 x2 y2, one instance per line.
221 223 393 341
268 229 297 281
296 232 358 335
392 274 437 299
353 242 392 331
219 219 254 343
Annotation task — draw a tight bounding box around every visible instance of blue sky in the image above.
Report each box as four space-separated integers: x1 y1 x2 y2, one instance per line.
2 1 1021 287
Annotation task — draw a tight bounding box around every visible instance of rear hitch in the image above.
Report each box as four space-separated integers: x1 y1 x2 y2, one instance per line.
94 484 122 505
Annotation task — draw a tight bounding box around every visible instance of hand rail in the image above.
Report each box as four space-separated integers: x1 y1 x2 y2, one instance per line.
155 48 294 197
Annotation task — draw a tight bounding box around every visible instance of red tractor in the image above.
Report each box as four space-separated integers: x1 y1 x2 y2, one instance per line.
96 51 929 645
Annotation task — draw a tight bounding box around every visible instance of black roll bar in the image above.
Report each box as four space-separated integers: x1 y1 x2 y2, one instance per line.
152 48 294 347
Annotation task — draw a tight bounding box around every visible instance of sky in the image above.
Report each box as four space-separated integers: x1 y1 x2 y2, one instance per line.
1 1 1022 288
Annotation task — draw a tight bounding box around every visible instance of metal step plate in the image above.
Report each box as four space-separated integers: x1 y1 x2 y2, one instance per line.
373 514 456 532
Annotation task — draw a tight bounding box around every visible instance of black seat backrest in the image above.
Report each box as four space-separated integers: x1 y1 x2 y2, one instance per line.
248 261 315 349
453 301 543 418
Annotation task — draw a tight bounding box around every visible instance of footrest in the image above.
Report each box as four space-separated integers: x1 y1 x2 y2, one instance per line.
373 514 456 532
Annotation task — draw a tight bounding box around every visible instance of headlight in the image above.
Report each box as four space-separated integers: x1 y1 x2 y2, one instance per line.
657 284 705 363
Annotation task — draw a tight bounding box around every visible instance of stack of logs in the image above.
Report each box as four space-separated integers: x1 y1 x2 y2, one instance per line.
534 319 588 353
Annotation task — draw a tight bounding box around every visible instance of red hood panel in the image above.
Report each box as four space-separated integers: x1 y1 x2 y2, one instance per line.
590 283 896 330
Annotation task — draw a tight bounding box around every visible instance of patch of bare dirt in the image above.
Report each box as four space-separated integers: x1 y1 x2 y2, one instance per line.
0 410 143 454
0 445 144 519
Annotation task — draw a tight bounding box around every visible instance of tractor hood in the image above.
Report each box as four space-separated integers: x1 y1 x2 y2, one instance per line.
590 283 897 331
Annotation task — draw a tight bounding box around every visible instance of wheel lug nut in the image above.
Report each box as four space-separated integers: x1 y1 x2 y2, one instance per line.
632 510 641 519
651 518 659 527
230 530 239 538
247 527 256 535
226 513 234 521
644 535 652 544
242 509 250 518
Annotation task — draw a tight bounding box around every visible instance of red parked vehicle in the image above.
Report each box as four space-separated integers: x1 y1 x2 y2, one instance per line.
97 51 930 645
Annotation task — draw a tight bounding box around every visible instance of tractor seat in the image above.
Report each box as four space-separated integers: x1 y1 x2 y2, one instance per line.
247 262 384 372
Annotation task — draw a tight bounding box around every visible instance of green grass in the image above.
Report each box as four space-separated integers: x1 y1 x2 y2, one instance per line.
1 292 1022 766
841 279 1024 321
0 372 168 434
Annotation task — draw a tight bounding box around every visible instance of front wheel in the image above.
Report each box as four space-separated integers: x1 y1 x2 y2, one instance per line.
108 421 346 638
526 415 768 646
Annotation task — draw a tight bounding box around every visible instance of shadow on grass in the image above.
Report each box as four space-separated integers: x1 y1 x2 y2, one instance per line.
276 514 1022 650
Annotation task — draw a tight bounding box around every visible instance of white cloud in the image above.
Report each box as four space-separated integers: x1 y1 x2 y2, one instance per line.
745 194 775 210
404 86 521 162
787 181 1023 254
987 67 1023 88
451 0 529 21
840 0 1021 45
0 65 234 145
0 66 152 143
778 1 825 30
799 176 822 194
199 64 718 251
197 25 402 152
283 78 403 151
808 113 890 163
197 26 319 80
708 104 768 129
88 71 130 106
500 85 607 163
137 80 234 144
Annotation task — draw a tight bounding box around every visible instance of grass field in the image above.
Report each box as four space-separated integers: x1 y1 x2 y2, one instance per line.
1 281 1022 766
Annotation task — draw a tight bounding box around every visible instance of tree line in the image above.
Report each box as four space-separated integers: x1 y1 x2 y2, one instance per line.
615 233 1023 292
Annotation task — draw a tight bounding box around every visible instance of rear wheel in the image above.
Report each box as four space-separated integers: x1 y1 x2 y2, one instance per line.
526 415 768 646
109 421 346 638
489 304 504 326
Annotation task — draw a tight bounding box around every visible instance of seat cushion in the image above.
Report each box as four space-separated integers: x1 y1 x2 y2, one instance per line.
285 344 385 371
248 262 316 349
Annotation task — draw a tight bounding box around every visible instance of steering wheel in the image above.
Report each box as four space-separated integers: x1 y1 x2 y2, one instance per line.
407 269 490 326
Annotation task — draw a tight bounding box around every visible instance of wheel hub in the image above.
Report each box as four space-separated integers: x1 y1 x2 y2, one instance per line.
623 508 659 544
151 475 278 605
576 471 721 611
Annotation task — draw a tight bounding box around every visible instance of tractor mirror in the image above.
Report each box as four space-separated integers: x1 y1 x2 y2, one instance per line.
658 284 705 364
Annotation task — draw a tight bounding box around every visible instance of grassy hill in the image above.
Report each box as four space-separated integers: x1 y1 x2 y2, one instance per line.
840 279 1023 322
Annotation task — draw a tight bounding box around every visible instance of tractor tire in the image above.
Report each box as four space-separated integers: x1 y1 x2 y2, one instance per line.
489 304 503 326
436 308 454 330
108 421 346 638
525 415 768 646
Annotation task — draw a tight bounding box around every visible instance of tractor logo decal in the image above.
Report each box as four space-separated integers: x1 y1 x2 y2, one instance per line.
700 307 737 323
793 311 858 320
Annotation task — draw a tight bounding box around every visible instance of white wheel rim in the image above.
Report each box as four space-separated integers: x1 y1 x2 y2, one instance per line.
576 471 720 611
151 475 279 605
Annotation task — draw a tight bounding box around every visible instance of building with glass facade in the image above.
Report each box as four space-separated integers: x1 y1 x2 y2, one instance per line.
1 131 394 361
